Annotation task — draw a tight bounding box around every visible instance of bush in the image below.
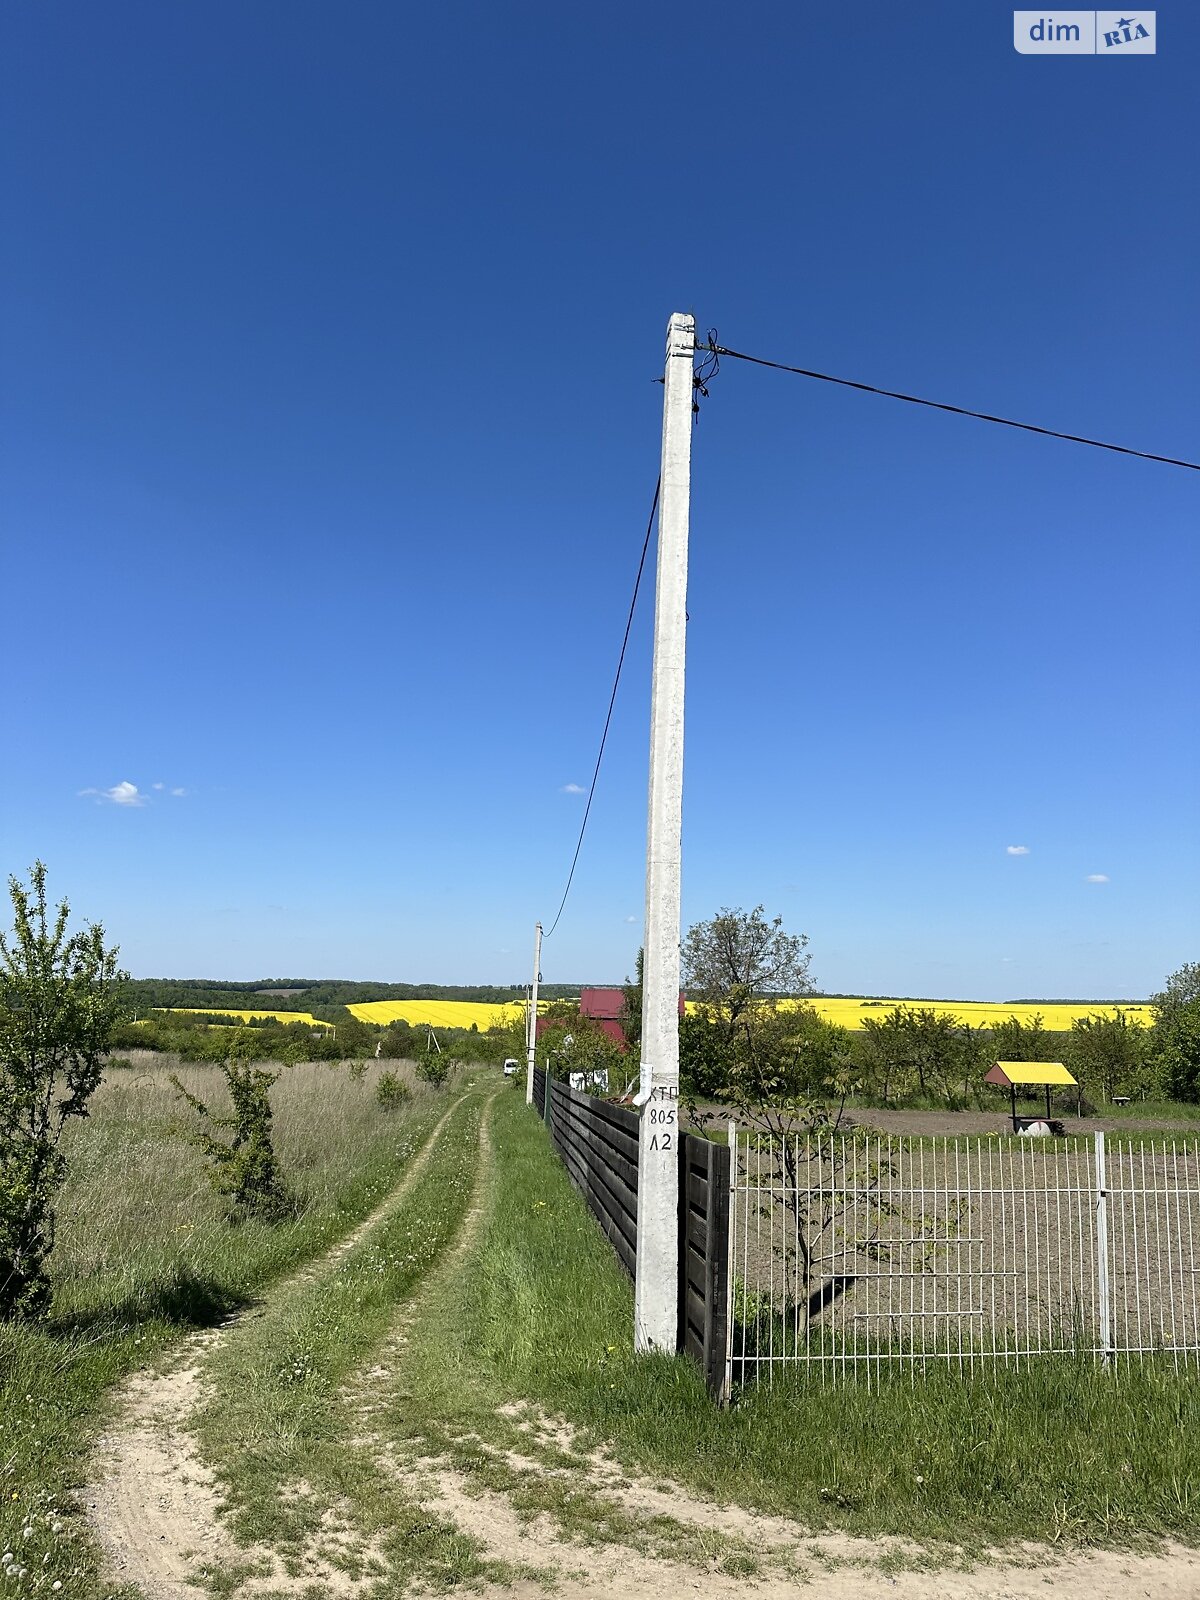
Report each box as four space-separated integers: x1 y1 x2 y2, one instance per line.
172 1061 291 1222
416 1053 451 1088
0 863 126 1317
376 1071 411 1111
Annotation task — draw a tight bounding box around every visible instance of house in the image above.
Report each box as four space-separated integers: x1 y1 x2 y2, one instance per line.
535 987 685 1051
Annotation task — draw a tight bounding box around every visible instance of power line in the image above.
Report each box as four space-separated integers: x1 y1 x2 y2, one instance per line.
543 477 661 940
708 339 1200 472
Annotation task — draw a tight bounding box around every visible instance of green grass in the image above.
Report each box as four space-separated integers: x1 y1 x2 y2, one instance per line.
190 1078 527 1594
382 1088 1200 1556
191 1081 502 1580
0 1058 452 1600
1098 1098 1200 1124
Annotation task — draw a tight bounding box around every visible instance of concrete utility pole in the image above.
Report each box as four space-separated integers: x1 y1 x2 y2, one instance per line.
525 920 542 1106
634 311 695 1353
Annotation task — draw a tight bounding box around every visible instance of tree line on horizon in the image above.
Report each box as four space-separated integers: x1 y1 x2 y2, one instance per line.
123 977 582 1017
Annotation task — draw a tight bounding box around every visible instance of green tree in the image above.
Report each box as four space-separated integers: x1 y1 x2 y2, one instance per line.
416 1046 453 1087
1150 963 1200 1102
620 947 644 1053
855 1008 919 1104
538 1015 625 1091
853 1005 985 1107
485 1006 529 1066
1068 1009 1150 1104
172 1057 290 1220
679 1010 733 1102
376 1070 411 1110
381 1018 416 1057
717 1006 867 1339
680 907 843 1129
682 905 812 1035
0 863 127 1316
719 1005 857 1138
991 1013 1054 1063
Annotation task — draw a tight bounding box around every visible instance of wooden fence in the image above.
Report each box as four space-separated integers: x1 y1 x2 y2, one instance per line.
531 1068 730 1398
679 1132 731 1397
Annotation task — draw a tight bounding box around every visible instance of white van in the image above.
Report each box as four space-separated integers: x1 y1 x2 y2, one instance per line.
502 1058 520 1077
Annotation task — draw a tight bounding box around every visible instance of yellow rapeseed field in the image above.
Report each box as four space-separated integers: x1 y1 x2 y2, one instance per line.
717 997 1154 1031
169 997 1153 1036
157 1007 335 1029
347 1000 533 1029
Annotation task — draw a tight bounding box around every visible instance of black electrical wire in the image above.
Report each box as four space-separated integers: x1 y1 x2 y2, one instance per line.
544 477 661 940
543 335 1193 940
709 340 1200 472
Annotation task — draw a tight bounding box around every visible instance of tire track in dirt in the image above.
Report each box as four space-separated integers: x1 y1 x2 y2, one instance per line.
87 1095 470 1599
482 1420 1200 1600
369 1402 1200 1599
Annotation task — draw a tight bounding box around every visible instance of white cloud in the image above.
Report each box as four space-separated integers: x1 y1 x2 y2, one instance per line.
560 783 585 795
80 781 145 807
170 787 188 797
624 915 639 924
152 782 164 791
1086 873 1110 884
1005 845 1030 856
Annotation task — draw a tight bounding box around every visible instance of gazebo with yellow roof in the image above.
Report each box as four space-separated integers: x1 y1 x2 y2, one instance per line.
984 1060 1077 1133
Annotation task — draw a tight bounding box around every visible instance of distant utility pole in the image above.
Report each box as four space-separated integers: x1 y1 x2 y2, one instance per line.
525 920 542 1106
634 311 695 1353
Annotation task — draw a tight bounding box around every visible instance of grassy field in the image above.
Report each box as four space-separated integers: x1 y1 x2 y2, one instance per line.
0 1056 449 1600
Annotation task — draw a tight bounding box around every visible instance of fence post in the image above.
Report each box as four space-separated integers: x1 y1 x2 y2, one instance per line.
544 1071 553 1131
723 1121 737 1403
1095 1130 1113 1367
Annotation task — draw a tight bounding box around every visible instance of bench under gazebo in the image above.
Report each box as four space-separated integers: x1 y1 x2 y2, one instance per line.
985 1060 1077 1134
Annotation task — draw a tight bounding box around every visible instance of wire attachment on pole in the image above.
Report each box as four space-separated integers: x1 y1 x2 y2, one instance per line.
692 328 720 420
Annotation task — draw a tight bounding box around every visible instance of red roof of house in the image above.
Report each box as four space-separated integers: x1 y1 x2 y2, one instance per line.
580 987 626 1020
578 987 686 1019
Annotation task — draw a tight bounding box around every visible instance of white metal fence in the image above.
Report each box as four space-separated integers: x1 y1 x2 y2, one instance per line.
727 1127 1200 1386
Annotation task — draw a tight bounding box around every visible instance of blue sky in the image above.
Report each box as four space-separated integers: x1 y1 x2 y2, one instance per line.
3 2 1196 999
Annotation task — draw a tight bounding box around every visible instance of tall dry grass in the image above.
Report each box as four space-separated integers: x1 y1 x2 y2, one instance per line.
52 1055 435 1324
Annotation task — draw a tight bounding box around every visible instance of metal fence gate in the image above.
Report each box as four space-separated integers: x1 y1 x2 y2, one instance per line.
728 1128 1200 1385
